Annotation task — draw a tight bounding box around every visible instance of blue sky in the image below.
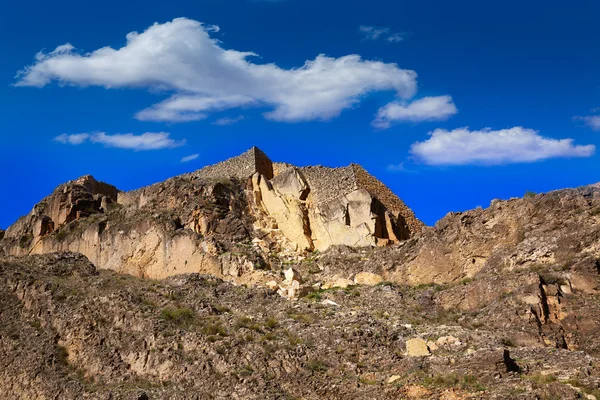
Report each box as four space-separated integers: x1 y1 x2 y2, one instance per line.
2 0 600 228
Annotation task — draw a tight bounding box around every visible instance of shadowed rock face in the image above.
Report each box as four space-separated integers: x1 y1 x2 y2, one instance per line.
0 148 422 282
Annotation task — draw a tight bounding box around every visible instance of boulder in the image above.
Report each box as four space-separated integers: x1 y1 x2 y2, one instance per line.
284 267 302 284
405 338 431 357
324 277 354 289
354 272 384 286
436 336 461 347
270 167 309 200
258 174 313 251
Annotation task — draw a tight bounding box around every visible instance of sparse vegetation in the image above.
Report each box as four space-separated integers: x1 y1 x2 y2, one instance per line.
160 307 196 326
526 373 557 385
306 359 328 373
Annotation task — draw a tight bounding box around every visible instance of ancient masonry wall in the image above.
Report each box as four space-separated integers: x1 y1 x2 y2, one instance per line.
194 147 274 181
119 147 274 208
299 166 358 207
273 162 294 177
352 165 424 234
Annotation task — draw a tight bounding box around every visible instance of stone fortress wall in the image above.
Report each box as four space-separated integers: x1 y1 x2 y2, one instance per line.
352 165 423 235
118 147 274 208
299 166 358 207
194 147 274 181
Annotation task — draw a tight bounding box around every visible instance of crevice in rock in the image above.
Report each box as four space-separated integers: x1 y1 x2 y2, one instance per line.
538 277 551 324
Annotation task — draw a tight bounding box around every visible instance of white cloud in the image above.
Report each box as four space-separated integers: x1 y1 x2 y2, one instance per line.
135 95 256 122
410 127 595 166
212 115 245 126
16 18 418 123
53 132 185 151
574 115 600 131
373 95 458 129
359 25 405 42
387 163 407 172
54 133 89 144
181 153 199 163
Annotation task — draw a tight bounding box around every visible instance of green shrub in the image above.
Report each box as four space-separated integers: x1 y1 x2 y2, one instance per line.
201 323 228 337
306 359 328 372
160 307 195 326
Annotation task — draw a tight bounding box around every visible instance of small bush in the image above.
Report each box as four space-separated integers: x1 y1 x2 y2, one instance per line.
526 373 557 384
160 307 195 326
306 359 328 373
524 191 536 199
264 317 278 329
55 230 67 242
305 292 322 301
201 323 228 337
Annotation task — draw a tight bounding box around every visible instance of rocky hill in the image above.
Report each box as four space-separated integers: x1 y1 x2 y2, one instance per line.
0 147 422 289
2 149 600 399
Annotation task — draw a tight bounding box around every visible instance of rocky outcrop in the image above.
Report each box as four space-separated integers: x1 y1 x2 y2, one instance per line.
0 148 421 286
3 252 600 399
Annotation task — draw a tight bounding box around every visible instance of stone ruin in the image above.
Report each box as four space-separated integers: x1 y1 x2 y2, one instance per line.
193 147 423 252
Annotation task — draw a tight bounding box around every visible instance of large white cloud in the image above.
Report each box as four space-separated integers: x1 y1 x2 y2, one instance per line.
372 95 458 129
410 127 595 166
16 18 423 123
54 132 185 150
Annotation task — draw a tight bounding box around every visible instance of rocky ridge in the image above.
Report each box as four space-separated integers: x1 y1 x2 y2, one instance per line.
0 147 422 288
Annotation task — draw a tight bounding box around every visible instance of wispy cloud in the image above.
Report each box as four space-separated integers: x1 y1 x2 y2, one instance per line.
373 95 458 129
16 18 419 124
359 25 406 42
54 132 185 151
54 133 90 145
181 153 199 163
386 162 416 173
212 116 245 126
410 127 595 166
574 115 600 131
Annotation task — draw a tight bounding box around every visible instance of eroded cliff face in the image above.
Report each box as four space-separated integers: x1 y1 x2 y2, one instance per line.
0 148 422 285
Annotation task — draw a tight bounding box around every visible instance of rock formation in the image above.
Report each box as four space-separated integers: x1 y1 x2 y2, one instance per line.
0 147 422 285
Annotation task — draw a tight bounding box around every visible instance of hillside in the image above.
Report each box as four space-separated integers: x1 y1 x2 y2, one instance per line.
2 149 600 399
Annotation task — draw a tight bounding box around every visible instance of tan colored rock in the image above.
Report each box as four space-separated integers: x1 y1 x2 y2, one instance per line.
387 375 401 384
522 294 540 305
270 167 309 200
310 189 379 252
427 341 439 352
265 281 279 290
354 271 384 286
436 336 461 347
330 278 354 289
405 338 431 357
258 173 313 251
560 284 572 294
403 385 432 398
284 267 302 284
